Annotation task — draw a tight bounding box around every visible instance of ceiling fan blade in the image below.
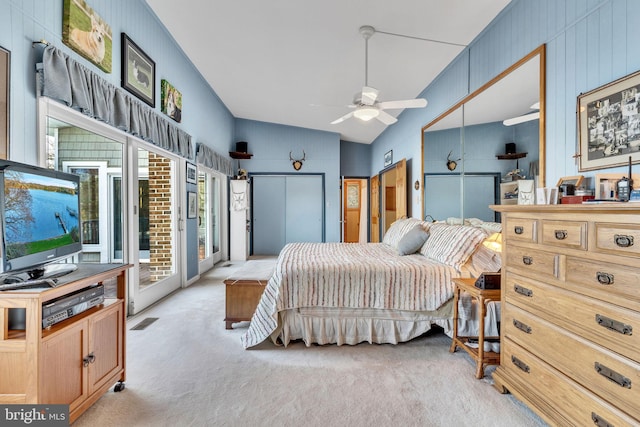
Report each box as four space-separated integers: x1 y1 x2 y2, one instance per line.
377 98 427 110
503 111 540 126
361 86 379 105
376 110 397 125
331 111 354 125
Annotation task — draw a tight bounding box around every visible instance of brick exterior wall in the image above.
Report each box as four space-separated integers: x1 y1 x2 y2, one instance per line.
148 152 173 282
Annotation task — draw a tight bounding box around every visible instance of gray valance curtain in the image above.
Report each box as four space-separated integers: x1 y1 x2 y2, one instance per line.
196 142 234 176
38 44 192 159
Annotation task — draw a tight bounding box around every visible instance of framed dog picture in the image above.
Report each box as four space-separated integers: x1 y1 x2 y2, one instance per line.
161 80 182 123
121 33 155 107
62 0 112 73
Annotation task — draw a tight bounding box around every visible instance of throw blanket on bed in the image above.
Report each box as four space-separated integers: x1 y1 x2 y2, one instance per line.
241 242 458 348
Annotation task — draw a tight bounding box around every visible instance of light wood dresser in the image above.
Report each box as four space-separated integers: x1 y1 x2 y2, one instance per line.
491 204 640 426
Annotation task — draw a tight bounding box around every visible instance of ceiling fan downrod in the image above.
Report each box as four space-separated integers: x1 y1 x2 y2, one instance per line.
360 25 375 87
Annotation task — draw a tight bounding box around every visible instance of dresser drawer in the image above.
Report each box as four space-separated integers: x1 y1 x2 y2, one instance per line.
505 273 640 361
504 304 640 420
565 256 640 310
541 220 587 250
504 217 537 243
505 246 557 281
595 222 640 258
500 340 639 427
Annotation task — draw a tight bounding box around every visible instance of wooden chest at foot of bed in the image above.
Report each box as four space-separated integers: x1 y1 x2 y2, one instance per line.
223 260 275 329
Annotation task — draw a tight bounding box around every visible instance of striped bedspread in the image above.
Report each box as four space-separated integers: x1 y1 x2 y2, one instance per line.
241 242 458 348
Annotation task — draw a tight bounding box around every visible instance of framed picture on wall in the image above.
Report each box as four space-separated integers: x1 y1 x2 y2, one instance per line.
186 162 197 184
121 33 155 107
187 191 197 219
62 0 113 73
384 150 393 167
161 79 182 123
578 69 640 171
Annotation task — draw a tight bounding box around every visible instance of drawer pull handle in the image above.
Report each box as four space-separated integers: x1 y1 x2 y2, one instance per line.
596 272 614 285
554 230 567 240
511 355 530 373
514 284 533 297
595 314 632 335
594 362 631 388
513 319 532 334
591 412 614 427
522 256 533 265
614 234 634 247
514 226 524 235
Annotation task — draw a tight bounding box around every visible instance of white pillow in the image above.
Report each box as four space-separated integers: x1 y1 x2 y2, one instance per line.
382 218 423 247
419 224 487 270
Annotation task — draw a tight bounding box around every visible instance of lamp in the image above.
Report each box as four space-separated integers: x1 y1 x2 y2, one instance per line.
483 232 502 253
353 106 380 121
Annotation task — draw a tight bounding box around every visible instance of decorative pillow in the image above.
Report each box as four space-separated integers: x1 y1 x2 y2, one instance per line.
396 225 429 255
419 223 487 270
467 244 502 277
382 217 423 247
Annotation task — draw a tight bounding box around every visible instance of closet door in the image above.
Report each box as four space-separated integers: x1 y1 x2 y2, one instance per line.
285 175 323 244
252 176 286 254
252 174 323 255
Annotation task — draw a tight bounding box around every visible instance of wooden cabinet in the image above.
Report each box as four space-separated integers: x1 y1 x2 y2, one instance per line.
0 264 130 423
491 204 640 426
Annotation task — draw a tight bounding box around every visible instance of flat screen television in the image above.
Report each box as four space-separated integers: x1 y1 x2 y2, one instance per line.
0 159 82 282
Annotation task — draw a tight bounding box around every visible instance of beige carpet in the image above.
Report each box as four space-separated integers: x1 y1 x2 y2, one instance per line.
74 261 548 427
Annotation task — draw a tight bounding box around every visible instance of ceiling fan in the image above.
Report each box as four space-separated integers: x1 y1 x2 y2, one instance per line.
330 26 427 126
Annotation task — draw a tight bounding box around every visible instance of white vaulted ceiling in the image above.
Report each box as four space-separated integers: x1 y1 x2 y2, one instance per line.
145 0 511 144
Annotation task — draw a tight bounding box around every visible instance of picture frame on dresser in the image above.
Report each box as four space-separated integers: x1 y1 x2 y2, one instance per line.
577 69 640 171
594 172 640 199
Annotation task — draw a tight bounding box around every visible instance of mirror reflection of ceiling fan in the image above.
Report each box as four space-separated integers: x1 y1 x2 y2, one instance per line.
503 102 540 126
330 26 428 126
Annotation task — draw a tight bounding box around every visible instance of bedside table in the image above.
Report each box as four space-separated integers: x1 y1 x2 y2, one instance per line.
449 277 501 379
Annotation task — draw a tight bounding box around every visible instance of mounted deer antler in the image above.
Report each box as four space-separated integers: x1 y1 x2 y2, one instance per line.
446 151 461 171
290 150 306 171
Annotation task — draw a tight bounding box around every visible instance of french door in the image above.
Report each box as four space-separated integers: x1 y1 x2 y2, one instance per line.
197 167 226 272
128 144 182 314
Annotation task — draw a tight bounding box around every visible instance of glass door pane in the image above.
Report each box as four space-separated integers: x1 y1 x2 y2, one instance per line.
130 146 180 314
198 171 209 261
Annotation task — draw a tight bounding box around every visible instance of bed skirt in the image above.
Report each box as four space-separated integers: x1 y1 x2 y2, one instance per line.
274 299 454 347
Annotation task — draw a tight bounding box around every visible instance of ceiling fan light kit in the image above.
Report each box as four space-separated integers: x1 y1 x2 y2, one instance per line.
330 25 428 126
353 106 380 121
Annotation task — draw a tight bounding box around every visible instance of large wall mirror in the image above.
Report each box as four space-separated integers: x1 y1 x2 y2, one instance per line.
421 45 546 222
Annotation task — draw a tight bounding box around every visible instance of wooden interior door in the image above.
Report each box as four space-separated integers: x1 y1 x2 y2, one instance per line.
343 180 361 242
370 175 380 242
395 159 407 220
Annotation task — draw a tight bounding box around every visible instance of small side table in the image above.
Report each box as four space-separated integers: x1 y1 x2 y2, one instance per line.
449 277 501 379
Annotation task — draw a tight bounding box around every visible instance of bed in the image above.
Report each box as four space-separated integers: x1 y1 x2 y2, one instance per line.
241 218 501 348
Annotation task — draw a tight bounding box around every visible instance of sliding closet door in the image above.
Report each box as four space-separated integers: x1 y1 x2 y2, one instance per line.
252 176 286 254
285 175 323 243
252 174 323 255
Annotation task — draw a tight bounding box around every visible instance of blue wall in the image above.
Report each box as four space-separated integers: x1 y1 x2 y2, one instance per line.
372 0 640 217
340 141 371 177
0 0 234 164
234 118 341 242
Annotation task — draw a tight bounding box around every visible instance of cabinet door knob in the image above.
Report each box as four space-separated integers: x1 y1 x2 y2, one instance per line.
554 230 567 240
591 412 614 427
596 272 614 285
513 319 532 334
614 234 634 247
511 355 530 373
514 226 524 235
522 256 533 265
